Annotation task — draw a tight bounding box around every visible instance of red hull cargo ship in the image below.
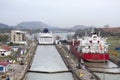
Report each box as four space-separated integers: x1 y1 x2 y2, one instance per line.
70 32 109 62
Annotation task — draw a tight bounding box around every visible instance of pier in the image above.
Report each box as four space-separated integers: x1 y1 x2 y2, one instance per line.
55 45 100 80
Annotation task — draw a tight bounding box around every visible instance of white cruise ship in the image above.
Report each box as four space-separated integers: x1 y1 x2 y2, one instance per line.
38 28 54 45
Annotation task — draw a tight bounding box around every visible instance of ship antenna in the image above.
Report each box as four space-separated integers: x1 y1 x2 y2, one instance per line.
85 31 87 36
91 27 94 34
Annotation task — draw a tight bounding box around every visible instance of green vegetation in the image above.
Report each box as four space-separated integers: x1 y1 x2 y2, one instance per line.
107 36 120 61
0 28 12 33
107 36 120 50
75 28 120 37
8 42 25 46
0 34 9 43
0 55 16 61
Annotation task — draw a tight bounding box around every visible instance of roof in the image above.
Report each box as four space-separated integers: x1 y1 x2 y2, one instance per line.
0 61 10 66
12 46 19 48
1 46 12 51
14 30 24 33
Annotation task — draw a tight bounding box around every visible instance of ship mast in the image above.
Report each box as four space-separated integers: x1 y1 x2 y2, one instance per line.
91 27 94 34
85 31 88 37
98 31 101 37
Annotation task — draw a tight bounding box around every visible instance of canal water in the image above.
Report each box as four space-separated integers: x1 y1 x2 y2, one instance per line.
28 72 73 80
95 73 120 80
27 45 74 80
85 61 120 80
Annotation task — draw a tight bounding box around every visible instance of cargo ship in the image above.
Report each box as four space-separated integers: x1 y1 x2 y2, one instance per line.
70 32 109 62
38 28 54 45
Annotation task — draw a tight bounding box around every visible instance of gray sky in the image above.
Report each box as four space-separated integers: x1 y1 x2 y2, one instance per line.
0 0 120 28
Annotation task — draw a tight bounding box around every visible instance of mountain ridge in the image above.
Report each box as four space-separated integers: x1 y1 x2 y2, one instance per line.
69 25 89 31
0 23 10 29
17 21 50 29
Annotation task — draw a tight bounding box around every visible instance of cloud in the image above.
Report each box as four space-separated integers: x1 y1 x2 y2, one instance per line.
0 0 120 27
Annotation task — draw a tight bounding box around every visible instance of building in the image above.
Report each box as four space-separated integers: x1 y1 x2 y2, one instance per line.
0 45 12 57
12 46 19 52
0 61 10 73
11 30 27 44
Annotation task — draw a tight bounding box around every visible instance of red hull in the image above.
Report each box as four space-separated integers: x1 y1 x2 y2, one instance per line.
82 53 109 62
70 45 109 62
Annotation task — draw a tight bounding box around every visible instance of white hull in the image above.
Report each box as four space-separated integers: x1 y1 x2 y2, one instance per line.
38 39 54 45
38 32 54 45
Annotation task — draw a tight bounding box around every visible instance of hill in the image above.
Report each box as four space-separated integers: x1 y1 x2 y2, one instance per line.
0 23 13 33
0 23 10 29
99 27 120 33
16 21 62 31
0 21 90 32
69 25 89 31
17 21 50 29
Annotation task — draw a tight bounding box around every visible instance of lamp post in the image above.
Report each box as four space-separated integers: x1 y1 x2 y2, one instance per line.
103 52 105 80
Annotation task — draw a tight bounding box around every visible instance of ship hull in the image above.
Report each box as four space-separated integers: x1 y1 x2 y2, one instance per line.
70 45 109 62
82 53 109 62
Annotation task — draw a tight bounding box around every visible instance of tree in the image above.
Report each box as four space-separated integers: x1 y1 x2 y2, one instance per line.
0 35 9 43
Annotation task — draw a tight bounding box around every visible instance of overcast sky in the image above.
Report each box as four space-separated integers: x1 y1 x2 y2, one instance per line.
0 0 120 28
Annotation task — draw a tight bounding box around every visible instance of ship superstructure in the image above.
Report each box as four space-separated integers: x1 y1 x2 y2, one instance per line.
38 28 54 45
